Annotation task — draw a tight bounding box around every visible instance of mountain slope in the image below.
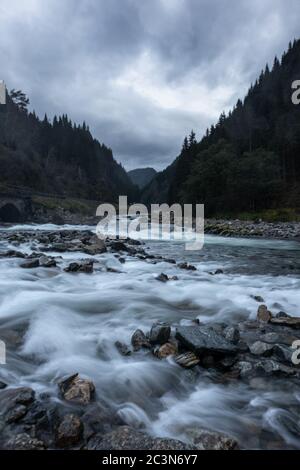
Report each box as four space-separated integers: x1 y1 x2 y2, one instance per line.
0 93 137 202
141 39 300 216
128 167 157 189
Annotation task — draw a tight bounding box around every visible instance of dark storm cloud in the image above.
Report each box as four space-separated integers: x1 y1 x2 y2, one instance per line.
1 0 300 170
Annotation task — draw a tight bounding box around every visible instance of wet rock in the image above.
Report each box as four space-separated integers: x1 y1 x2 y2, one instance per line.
0 381 7 389
115 341 131 356
272 344 293 364
249 341 274 356
0 250 25 258
156 273 169 282
175 351 200 368
154 342 178 359
64 260 94 273
251 295 265 303
5 404 27 424
260 332 296 346
178 262 197 271
274 311 290 318
86 426 193 450
131 329 151 351
214 269 224 275
0 387 35 407
176 325 237 356
257 305 272 323
234 361 253 378
56 414 83 448
149 322 171 345
4 433 46 450
223 326 240 344
254 359 297 377
110 241 131 253
83 237 107 255
39 255 57 268
81 403 119 441
186 428 239 450
58 374 95 405
270 317 300 329
20 258 40 269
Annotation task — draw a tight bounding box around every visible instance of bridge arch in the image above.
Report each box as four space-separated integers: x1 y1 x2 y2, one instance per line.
0 202 22 222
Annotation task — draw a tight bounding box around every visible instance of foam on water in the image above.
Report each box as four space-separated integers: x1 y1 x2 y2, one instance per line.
0 223 300 448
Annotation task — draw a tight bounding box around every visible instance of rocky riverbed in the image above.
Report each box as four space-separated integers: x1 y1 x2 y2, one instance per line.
0 226 300 450
205 219 300 240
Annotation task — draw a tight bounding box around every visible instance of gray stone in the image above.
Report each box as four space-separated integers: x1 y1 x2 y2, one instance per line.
4 433 46 450
223 326 240 344
56 414 83 448
149 322 171 345
176 325 237 356
64 260 94 273
5 404 27 424
39 255 56 267
270 317 300 329
86 426 194 450
178 262 197 271
249 341 274 356
272 344 293 364
156 273 169 282
20 258 40 269
186 428 239 450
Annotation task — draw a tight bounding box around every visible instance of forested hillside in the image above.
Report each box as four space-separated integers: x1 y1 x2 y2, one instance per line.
0 91 137 202
142 39 300 218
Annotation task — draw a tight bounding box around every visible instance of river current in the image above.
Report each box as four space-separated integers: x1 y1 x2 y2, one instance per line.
0 223 300 449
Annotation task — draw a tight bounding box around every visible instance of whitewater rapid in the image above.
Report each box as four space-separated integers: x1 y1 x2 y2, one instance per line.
0 223 300 449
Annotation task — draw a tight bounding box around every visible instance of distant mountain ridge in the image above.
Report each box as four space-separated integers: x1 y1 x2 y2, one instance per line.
128 167 157 189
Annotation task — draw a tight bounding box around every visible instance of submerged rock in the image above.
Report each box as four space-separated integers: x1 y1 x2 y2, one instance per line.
176 325 237 356
115 341 131 356
58 374 95 405
39 255 57 268
156 273 169 282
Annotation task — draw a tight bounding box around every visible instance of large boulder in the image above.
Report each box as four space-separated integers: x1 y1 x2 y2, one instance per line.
176 325 237 356
86 426 193 450
270 317 300 329
257 305 272 323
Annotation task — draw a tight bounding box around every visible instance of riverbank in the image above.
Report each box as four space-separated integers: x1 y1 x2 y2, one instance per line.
205 218 300 240
0 227 300 450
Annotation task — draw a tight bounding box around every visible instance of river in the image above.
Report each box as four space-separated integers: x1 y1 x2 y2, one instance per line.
0 223 300 449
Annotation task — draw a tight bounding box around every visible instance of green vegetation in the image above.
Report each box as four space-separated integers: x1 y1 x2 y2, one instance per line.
142 39 300 220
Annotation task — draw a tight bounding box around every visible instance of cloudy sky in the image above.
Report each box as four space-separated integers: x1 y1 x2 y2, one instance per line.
0 0 299 170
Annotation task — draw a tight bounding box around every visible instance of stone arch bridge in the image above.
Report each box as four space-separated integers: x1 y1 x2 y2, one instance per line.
0 194 32 223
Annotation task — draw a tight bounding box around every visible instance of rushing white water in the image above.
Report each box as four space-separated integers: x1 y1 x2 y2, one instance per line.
0 223 300 449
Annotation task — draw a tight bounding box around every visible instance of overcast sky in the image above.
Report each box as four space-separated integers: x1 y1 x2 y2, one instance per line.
0 0 299 170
